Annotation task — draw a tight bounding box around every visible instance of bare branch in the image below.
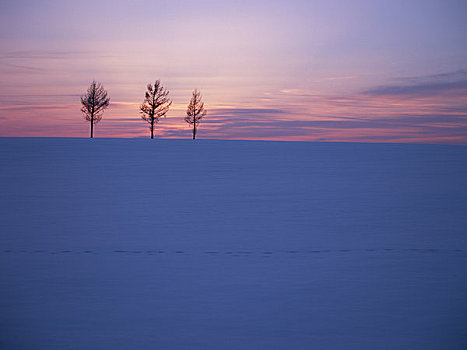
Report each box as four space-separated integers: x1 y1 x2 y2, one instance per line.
140 79 172 139
185 89 207 139
80 81 110 138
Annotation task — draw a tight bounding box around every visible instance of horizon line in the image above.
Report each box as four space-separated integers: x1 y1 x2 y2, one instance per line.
1 136 466 147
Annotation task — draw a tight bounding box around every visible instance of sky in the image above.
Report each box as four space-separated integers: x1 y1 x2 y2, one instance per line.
0 0 466 143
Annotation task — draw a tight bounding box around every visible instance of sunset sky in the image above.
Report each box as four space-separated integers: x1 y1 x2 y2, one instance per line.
1 0 466 143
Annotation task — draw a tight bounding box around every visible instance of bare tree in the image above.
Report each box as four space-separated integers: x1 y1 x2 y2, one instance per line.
185 89 207 139
140 80 172 139
80 81 110 138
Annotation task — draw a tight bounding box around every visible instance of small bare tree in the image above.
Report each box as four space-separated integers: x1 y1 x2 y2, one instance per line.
80 81 110 138
140 80 172 139
185 89 207 139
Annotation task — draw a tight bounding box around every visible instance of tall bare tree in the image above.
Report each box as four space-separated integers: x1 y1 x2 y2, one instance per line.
140 80 172 139
185 89 207 139
80 81 110 138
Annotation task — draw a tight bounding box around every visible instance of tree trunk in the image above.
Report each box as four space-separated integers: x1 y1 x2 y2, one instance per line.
90 103 95 138
151 120 154 139
193 105 196 140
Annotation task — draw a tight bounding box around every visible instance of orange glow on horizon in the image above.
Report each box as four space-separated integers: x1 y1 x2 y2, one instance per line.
0 85 466 144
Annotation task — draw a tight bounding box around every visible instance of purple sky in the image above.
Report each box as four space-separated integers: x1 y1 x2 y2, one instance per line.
1 0 466 143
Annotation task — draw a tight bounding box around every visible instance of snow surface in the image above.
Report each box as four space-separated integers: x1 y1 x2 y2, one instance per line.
1 137 466 349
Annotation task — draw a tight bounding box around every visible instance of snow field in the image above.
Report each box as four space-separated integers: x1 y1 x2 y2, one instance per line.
1 138 466 349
